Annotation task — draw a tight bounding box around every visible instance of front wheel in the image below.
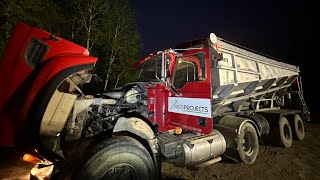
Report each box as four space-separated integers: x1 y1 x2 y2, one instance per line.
237 122 259 164
76 136 155 180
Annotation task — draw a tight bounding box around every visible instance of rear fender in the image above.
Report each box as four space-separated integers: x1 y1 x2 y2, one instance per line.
213 115 260 148
214 115 259 135
239 114 270 135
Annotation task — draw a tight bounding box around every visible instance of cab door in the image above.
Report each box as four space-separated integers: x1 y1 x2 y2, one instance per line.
168 49 213 134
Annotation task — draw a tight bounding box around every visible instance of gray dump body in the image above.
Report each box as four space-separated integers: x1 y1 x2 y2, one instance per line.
211 38 300 115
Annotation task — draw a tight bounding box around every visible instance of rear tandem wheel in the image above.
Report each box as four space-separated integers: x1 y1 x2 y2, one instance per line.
237 122 259 164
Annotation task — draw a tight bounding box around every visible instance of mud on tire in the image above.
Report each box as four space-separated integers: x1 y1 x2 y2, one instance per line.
75 136 155 180
237 122 259 164
261 116 293 148
293 114 305 141
278 116 293 148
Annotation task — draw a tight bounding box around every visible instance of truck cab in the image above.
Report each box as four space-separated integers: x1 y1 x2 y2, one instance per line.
0 23 309 180
134 47 213 134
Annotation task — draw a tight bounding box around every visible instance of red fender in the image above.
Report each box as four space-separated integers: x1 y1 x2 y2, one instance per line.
0 56 97 146
0 22 98 146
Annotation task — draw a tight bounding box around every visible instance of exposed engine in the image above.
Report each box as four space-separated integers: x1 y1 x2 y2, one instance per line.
39 72 150 151
68 83 149 140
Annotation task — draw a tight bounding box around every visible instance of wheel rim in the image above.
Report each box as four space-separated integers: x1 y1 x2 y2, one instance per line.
101 163 137 180
243 131 254 156
283 124 291 140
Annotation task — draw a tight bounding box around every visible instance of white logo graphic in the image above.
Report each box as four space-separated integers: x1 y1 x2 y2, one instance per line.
168 97 212 118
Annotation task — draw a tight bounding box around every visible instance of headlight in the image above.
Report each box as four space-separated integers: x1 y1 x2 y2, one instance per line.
125 89 139 103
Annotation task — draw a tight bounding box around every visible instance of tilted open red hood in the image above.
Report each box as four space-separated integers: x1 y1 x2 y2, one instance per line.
0 22 98 147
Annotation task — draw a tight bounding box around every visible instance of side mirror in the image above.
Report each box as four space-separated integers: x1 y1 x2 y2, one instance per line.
161 52 167 79
155 51 167 83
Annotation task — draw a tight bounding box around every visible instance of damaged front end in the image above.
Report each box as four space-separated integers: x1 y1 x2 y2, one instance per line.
0 22 162 179
34 70 153 178
40 71 150 145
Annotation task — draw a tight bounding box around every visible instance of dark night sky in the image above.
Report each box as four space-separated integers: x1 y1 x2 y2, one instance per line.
131 0 302 60
130 0 316 119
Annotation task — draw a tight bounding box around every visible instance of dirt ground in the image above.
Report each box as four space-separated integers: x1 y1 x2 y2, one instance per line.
1 123 320 180
161 122 320 180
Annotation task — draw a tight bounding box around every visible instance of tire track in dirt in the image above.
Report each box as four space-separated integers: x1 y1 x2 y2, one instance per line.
209 145 282 179
267 153 297 179
291 124 320 179
162 123 320 180
258 145 278 161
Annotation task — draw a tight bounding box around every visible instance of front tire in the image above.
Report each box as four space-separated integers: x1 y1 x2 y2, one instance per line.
237 122 259 164
76 136 155 180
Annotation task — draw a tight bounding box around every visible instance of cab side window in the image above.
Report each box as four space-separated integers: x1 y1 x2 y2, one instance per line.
173 52 206 89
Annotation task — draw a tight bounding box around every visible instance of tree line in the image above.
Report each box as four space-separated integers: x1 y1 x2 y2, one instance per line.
0 0 142 91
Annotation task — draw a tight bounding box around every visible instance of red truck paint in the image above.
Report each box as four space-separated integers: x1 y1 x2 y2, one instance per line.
0 22 97 147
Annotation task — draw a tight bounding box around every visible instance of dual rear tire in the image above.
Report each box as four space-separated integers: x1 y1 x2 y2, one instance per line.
277 114 305 147
237 114 305 164
293 114 305 141
262 114 305 148
278 116 293 148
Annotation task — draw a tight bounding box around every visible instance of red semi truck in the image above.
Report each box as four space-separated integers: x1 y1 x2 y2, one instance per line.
0 23 309 179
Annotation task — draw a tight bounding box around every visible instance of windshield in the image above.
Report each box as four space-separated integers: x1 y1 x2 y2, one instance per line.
136 56 162 82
